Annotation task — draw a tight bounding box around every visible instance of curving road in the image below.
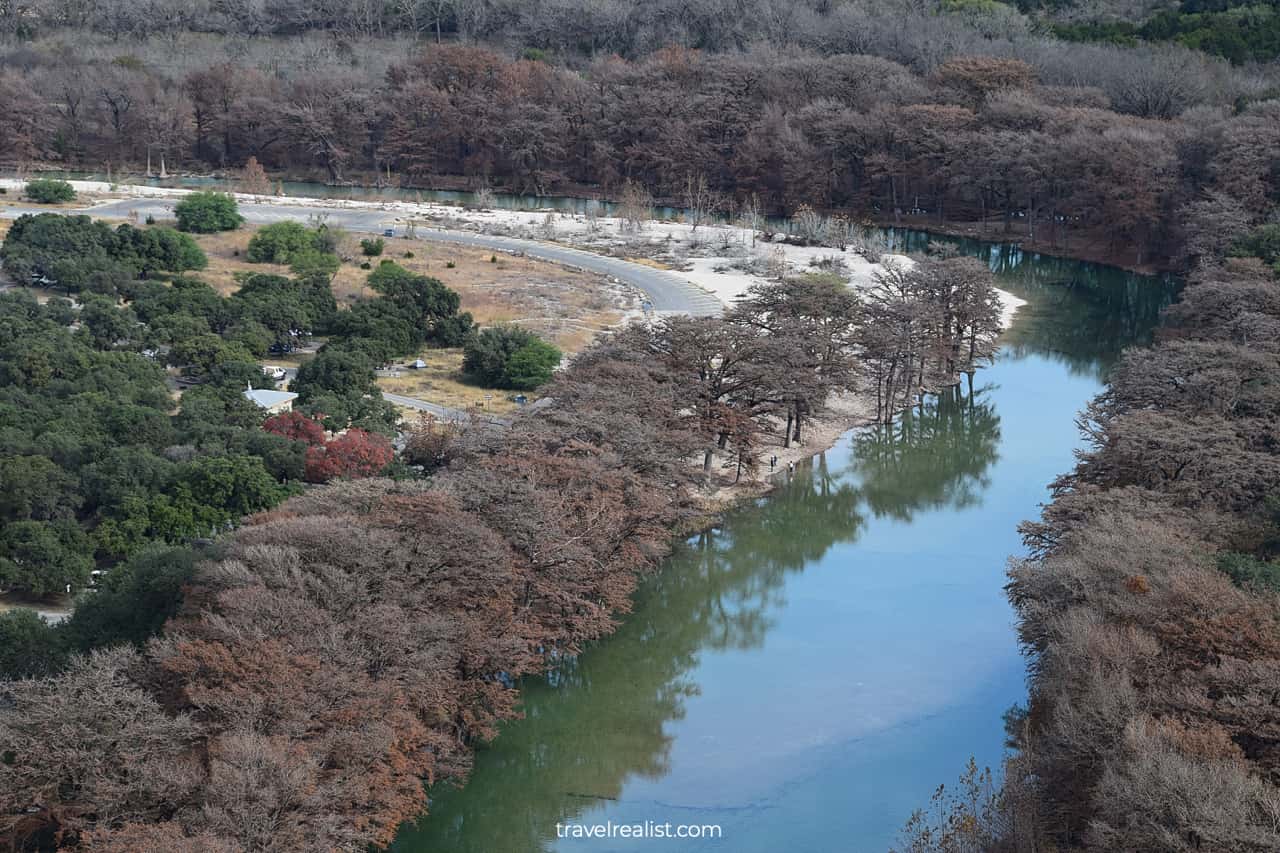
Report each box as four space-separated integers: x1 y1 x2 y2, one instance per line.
71 198 726 316
6 195 724 419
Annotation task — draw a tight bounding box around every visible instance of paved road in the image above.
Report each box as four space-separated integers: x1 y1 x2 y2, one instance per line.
5 195 722 421
73 198 725 316
381 391 510 426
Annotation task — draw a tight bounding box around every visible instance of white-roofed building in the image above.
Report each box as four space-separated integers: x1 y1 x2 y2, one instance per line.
244 385 298 414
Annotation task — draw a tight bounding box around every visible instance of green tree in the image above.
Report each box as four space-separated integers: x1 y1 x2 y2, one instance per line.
366 262 473 344
24 178 76 204
42 297 77 326
0 520 94 594
225 319 274 357
292 347 380 401
243 430 308 481
79 447 174 514
172 455 293 519
247 221 325 263
0 456 81 521
0 214 121 290
114 224 208 275
78 295 138 349
168 333 256 376
289 250 341 290
328 300 421 362
1231 223 1280 271
174 191 244 233
0 609 67 679
463 326 561 390
62 546 199 653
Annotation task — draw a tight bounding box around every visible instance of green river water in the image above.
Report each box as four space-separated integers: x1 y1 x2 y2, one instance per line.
384 238 1177 852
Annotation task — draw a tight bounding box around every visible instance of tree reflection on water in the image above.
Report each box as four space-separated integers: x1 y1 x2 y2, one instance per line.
392 376 1003 853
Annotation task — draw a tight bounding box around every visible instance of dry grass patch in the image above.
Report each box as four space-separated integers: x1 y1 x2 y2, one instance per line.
189 226 632 354
1 199 85 213
191 229 292 295
336 240 632 353
376 348 522 414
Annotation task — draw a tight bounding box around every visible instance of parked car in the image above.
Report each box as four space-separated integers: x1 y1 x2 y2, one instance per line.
262 365 287 380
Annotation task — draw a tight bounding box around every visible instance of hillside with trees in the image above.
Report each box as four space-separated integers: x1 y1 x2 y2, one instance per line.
0 250 1005 850
0 205 492 601
2 2 1279 849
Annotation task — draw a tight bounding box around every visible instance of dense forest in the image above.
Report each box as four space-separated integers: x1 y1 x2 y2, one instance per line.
1003 247 1280 851
1 0 1279 267
0 253 1004 850
0 203 490 601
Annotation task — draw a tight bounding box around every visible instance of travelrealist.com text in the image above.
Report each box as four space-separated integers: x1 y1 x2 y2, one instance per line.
555 821 723 840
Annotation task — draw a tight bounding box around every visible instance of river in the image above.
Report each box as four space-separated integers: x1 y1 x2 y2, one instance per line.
15 172 1178 850
378 238 1175 851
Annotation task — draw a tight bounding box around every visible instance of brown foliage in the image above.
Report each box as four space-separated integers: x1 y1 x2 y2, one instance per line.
992 223 1280 851
4 44 1271 265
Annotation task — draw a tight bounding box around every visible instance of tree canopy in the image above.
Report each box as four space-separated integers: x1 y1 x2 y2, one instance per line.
174 191 243 234
462 326 561 390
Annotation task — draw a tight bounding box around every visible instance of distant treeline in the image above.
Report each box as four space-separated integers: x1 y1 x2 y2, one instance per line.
0 4 1274 262
2 21 1279 266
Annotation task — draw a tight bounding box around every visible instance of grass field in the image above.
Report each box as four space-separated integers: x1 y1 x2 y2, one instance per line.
377 348 523 414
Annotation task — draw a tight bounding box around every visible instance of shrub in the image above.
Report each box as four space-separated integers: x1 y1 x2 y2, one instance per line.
1230 223 1280 268
360 261 372 270
446 261 456 269
462 325 561 390
1216 552 1280 592
24 178 76 204
404 251 415 258
174 191 243 233
360 237 385 256
247 221 324 263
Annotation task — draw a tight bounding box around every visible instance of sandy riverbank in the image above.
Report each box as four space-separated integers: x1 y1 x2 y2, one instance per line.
693 390 877 510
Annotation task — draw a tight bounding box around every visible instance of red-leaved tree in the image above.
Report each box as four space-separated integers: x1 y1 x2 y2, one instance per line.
304 429 393 483
263 411 327 446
